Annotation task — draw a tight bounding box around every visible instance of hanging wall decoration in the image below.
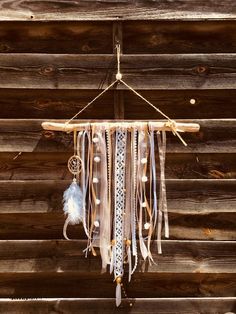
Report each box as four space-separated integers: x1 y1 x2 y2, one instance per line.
42 45 200 306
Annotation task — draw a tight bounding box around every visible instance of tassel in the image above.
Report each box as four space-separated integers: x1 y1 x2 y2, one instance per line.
116 277 122 307
63 179 83 239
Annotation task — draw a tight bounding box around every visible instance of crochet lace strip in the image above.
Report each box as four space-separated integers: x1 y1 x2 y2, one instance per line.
113 128 127 280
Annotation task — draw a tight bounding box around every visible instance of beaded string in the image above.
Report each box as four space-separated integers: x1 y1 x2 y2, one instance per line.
131 128 138 275
65 79 118 126
121 282 133 308
105 129 112 222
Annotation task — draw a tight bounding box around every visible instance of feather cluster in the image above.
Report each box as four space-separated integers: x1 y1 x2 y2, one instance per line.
63 181 83 225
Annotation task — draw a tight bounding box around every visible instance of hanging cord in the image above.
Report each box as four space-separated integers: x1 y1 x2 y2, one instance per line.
64 44 187 146
114 44 186 145
119 79 187 146
65 79 118 126
116 43 122 80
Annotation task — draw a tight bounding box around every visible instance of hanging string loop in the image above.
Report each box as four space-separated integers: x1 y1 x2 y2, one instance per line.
64 44 188 146
116 43 122 80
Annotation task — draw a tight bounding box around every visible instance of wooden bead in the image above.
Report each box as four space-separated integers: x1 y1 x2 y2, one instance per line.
126 239 131 246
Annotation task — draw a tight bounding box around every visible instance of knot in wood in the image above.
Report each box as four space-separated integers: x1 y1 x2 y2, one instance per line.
40 65 57 76
36 99 51 109
194 131 204 140
195 65 209 75
0 43 10 52
82 44 92 53
42 130 55 139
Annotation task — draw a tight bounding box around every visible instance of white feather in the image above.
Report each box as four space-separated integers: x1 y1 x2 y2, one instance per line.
63 181 83 225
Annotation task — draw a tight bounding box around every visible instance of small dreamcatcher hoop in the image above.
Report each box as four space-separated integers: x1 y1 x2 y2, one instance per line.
67 130 83 175
67 154 83 175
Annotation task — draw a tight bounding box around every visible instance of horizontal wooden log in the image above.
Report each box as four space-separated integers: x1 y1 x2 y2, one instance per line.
0 213 74 240
1 21 236 54
0 21 112 53
0 89 236 119
0 119 234 153
0 1 236 21
0 180 235 240
125 89 236 119
0 89 115 119
163 153 236 179
41 121 200 133
0 54 236 90
0 273 235 298
0 179 234 214
0 240 235 273
1 152 235 180
124 21 236 54
0 298 235 314
0 211 235 241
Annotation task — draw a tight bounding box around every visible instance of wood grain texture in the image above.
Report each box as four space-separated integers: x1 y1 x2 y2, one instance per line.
124 21 236 54
0 240 235 273
0 179 234 214
0 298 235 314
0 1 236 21
114 90 125 119
0 119 234 153
0 180 235 240
1 89 236 119
124 90 236 119
0 53 236 90
0 89 114 119
0 211 235 241
0 4 234 308
0 273 235 298
0 21 112 53
1 152 235 180
0 212 83 240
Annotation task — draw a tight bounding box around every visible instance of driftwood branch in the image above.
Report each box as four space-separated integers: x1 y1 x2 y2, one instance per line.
41 121 200 133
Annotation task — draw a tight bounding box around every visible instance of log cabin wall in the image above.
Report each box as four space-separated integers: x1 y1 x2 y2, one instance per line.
0 1 235 313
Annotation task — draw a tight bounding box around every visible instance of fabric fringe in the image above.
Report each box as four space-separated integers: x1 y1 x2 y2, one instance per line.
62 126 168 306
